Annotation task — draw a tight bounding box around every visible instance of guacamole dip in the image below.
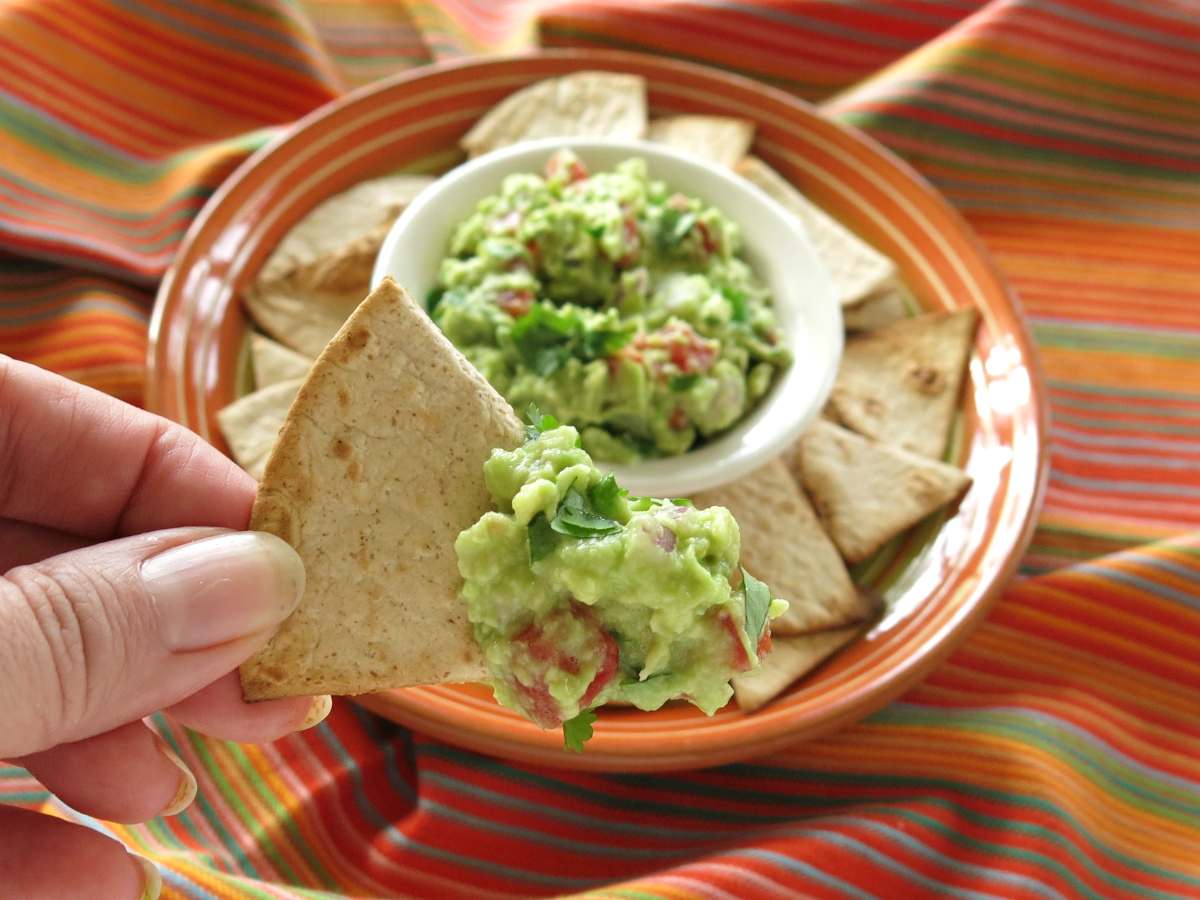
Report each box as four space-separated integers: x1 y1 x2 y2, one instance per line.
455 411 786 748
431 149 791 463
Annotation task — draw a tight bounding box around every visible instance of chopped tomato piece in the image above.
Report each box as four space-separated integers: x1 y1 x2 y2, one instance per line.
695 220 718 255
617 216 641 267
580 629 619 708
669 407 689 431
545 149 589 183
510 600 620 727
719 611 752 672
512 678 560 728
497 289 533 317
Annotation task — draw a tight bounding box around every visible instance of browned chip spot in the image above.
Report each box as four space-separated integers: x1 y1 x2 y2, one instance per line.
347 460 361 481
345 327 370 351
909 364 946 395
337 388 350 408
332 437 351 459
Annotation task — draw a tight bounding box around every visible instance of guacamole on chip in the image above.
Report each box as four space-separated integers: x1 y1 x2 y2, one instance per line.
456 409 786 748
431 150 791 463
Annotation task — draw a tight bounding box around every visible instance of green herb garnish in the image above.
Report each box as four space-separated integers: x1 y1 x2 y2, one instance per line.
741 567 772 647
668 373 699 391
551 488 621 538
524 403 559 441
723 286 749 323
588 473 627 521
671 497 695 507
659 208 696 249
528 513 557 563
562 708 597 752
510 303 633 377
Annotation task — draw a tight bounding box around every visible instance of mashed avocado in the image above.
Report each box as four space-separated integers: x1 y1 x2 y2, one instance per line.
455 411 786 748
431 149 791 462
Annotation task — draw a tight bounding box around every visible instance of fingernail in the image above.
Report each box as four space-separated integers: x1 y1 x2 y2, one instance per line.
142 532 304 652
298 695 332 731
154 736 197 817
131 854 162 900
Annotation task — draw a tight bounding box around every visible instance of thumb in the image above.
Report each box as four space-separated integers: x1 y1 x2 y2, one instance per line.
0 528 304 759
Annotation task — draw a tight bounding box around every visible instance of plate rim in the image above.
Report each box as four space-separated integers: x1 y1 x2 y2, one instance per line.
148 48 1050 772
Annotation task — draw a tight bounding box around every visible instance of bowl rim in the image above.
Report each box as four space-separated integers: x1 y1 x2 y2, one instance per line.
146 48 1050 772
372 134 843 496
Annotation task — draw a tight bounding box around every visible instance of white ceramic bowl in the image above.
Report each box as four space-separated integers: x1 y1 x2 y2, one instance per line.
373 137 842 496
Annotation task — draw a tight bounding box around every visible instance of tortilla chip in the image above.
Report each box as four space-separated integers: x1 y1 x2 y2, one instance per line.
788 420 971 564
693 459 872 635
829 308 979 459
646 115 755 167
250 334 312 389
216 378 302 480
245 175 434 357
841 283 912 331
732 626 861 712
736 156 897 307
460 71 647 157
240 278 525 700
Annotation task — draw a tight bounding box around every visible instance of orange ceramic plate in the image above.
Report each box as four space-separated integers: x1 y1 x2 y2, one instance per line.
149 51 1047 772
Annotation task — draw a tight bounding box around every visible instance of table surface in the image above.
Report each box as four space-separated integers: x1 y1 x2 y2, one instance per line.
0 1 1197 898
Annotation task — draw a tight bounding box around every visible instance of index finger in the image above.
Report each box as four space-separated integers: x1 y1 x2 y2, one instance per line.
0 356 256 539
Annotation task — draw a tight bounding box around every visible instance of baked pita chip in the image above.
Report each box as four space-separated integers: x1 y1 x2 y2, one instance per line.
250 333 312 389
842 284 912 332
788 420 971 564
732 626 861 712
240 278 524 700
461 71 647 157
736 156 897 308
829 308 979 459
245 175 434 357
646 115 755 168
693 459 872 635
216 378 302 480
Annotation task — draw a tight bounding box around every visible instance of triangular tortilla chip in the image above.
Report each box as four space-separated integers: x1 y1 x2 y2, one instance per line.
245 175 434 357
240 278 524 700
736 156 897 308
693 459 873 635
646 115 755 168
250 334 312 389
787 420 971 564
841 283 912 331
257 175 434 285
460 72 647 157
216 378 302 480
732 626 860 712
829 308 978 459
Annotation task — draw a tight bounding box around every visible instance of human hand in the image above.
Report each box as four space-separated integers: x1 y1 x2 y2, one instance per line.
0 357 325 899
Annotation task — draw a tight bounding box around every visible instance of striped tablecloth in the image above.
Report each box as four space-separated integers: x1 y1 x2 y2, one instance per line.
2 1 1198 896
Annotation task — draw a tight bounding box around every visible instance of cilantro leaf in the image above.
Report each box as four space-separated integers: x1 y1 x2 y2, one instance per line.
510 304 576 376
562 708 597 752
426 286 446 315
551 488 622 538
741 567 772 647
511 303 633 376
671 497 695 507
669 373 699 391
523 403 560 440
588 474 627 521
722 286 749 323
528 513 557 563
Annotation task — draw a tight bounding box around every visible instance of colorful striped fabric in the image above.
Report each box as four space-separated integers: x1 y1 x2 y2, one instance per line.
2 0 1199 897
